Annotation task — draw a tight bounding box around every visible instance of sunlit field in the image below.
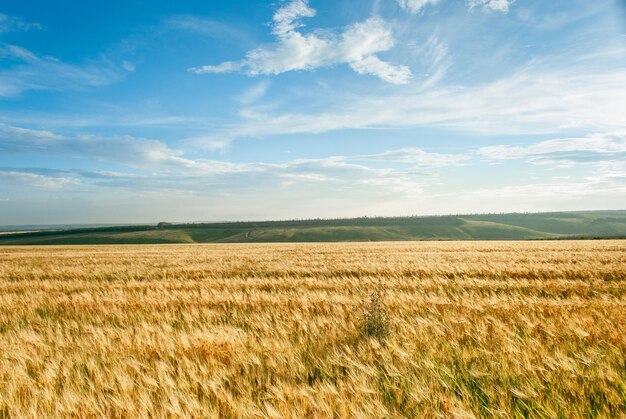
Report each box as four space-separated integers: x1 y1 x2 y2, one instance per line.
0 241 624 417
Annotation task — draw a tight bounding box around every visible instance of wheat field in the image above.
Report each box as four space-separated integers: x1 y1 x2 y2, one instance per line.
0 241 624 418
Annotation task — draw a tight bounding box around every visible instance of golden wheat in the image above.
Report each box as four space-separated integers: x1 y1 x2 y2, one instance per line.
0 241 624 417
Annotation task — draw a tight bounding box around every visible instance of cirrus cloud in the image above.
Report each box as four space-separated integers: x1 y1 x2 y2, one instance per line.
479 132 626 165
397 0 442 14
0 13 43 33
0 43 130 97
0 169 80 190
398 0 511 14
468 0 512 13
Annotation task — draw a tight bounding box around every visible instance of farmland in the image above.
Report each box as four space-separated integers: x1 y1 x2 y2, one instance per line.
0 241 625 417
2 210 626 245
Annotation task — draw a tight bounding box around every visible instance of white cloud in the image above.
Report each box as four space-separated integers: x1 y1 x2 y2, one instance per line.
479 132 626 165
431 179 626 214
0 124 466 184
398 0 511 14
272 0 317 36
2 127 624 222
0 170 80 189
0 43 130 97
190 0 411 84
0 14 43 33
191 60 242 74
182 135 232 151
468 0 511 13
350 148 468 167
0 124 64 145
413 35 449 89
0 124 202 171
198 62 626 145
166 15 250 41
236 80 270 104
397 0 441 14
349 55 411 85
5 159 625 223
121 61 135 72
0 112 199 131
0 123 469 209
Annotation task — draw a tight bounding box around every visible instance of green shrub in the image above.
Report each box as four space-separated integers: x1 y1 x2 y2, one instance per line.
360 286 390 340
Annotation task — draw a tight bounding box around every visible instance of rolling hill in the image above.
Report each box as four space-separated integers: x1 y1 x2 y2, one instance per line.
1 211 625 245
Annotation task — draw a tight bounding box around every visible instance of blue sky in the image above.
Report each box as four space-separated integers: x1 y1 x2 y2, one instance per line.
0 0 625 224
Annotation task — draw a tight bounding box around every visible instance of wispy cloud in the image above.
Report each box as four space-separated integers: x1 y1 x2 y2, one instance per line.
2 125 623 220
398 0 511 14
0 124 64 149
0 124 466 196
190 0 411 84
5 157 624 221
348 148 468 167
468 0 512 13
165 15 251 42
412 35 449 89
0 13 43 33
0 124 199 171
0 111 200 130
516 2 608 32
0 43 130 97
397 0 442 14
0 169 80 189
195 60 626 146
236 80 270 104
431 178 626 214
479 132 626 165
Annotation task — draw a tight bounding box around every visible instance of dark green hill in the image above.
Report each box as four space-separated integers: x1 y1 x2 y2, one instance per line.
1 211 625 245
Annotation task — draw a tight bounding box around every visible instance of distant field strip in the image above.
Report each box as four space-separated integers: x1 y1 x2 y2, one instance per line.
0 241 624 417
2 211 625 245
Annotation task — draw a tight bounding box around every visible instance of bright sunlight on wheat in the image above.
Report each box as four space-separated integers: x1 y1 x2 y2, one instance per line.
0 241 624 417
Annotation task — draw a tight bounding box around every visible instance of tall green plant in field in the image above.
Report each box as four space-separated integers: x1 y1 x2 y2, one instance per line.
360 284 390 340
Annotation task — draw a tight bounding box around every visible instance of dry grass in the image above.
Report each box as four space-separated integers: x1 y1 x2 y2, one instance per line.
0 241 624 418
